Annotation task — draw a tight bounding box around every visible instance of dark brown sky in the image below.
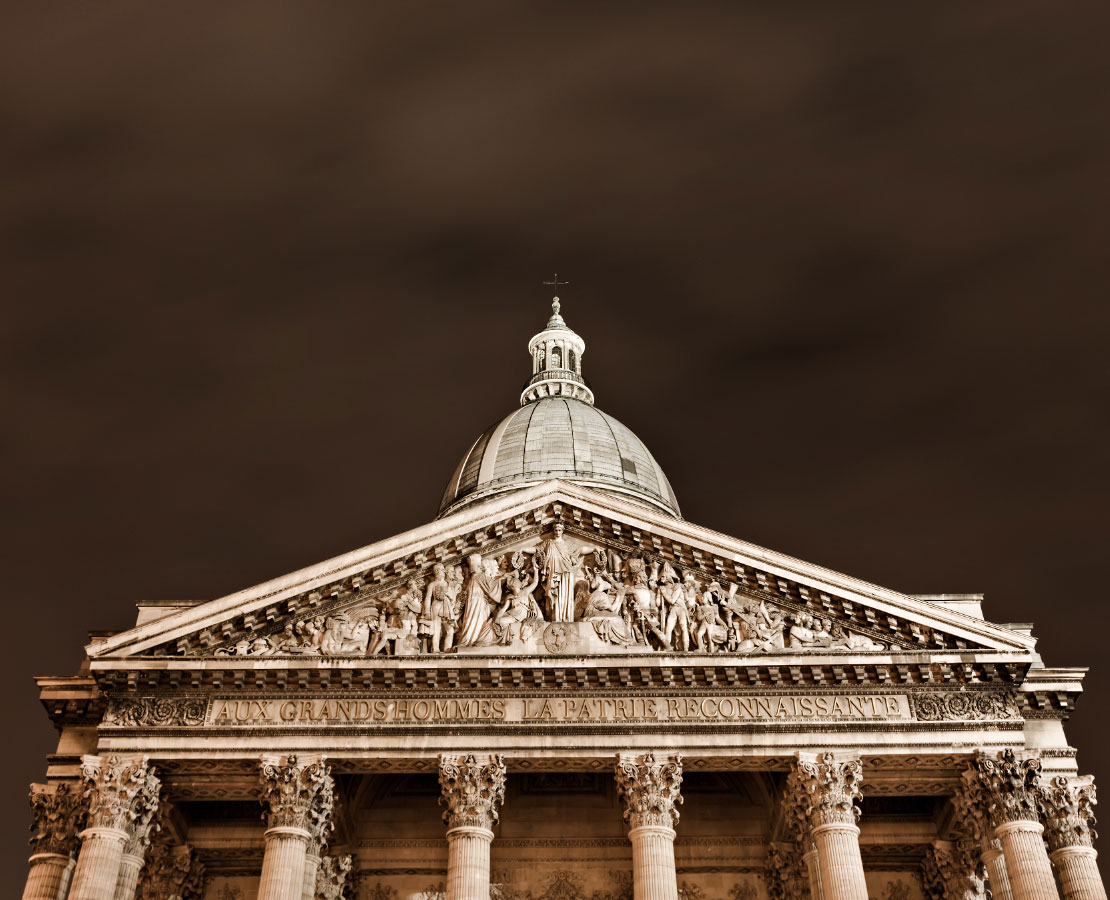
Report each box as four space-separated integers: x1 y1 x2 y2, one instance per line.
3 0 1109 874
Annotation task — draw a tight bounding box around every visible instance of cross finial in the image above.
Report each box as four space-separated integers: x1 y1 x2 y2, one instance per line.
543 273 569 315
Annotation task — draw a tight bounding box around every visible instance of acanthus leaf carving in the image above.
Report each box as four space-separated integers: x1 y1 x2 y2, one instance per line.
1038 774 1097 852
316 854 353 900
438 753 507 830
258 753 335 838
81 754 160 835
28 782 87 857
614 752 684 829
765 842 808 900
136 841 206 900
920 840 985 900
785 751 863 831
963 749 1044 828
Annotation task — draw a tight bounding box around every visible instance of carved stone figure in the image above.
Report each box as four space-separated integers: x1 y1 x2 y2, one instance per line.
457 553 506 647
422 563 457 653
492 560 544 645
788 614 817 650
693 582 726 652
535 523 585 623
662 571 695 651
320 613 371 655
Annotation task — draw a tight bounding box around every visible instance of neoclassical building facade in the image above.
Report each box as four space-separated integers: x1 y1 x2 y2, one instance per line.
25 300 1102 900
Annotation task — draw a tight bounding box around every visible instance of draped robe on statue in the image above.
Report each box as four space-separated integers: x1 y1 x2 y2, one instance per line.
538 537 581 623
457 569 505 646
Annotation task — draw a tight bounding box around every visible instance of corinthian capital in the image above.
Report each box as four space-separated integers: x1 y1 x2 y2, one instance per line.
123 771 162 856
963 749 1043 829
259 754 335 838
438 753 507 830
1038 774 1097 852
614 752 684 830
137 842 206 900
28 782 87 857
921 840 986 900
786 751 863 831
81 754 159 834
317 854 354 900
765 842 809 900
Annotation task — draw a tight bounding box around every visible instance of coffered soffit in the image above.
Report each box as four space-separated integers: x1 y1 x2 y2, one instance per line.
87 481 1035 661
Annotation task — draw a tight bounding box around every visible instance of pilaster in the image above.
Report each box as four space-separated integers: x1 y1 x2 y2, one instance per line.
615 753 684 900
439 753 506 900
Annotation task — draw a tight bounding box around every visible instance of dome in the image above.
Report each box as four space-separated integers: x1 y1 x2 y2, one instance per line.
437 290 681 518
438 397 681 518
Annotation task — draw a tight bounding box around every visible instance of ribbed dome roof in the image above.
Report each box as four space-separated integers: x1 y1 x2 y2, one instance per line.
438 397 681 518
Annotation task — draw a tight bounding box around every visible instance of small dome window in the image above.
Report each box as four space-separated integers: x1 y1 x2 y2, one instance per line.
551 346 563 369
569 349 577 372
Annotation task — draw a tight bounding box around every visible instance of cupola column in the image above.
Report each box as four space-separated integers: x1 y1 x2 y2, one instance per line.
1039 775 1105 900
785 752 868 900
615 753 684 900
257 754 335 900
960 751 1060 900
68 755 160 900
438 753 507 900
23 783 86 900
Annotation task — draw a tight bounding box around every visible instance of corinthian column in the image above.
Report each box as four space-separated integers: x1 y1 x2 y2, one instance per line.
614 753 684 900
921 840 986 900
952 778 1013 900
963 750 1059 900
23 783 87 900
785 752 867 900
438 754 507 900
257 754 335 900
1039 775 1105 900
113 773 161 900
69 755 159 900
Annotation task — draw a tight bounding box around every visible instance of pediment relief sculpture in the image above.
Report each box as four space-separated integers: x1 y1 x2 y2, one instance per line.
202 526 886 659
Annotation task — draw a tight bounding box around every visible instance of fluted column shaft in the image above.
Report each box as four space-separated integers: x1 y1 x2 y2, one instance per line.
113 852 145 900
259 828 311 900
302 850 321 900
257 754 335 900
439 754 507 900
811 824 868 900
995 821 1060 900
446 826 495 900
70 828 129 900
23 853 76 900
1051 847 1107 900
804 844 824 900
982 845 1014 900
628 825 678 900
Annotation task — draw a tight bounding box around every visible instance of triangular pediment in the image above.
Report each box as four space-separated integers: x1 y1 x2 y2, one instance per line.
88 481 1034 663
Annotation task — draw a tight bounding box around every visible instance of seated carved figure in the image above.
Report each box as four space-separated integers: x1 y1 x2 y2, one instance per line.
492 562 545 645
787 613 817 649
